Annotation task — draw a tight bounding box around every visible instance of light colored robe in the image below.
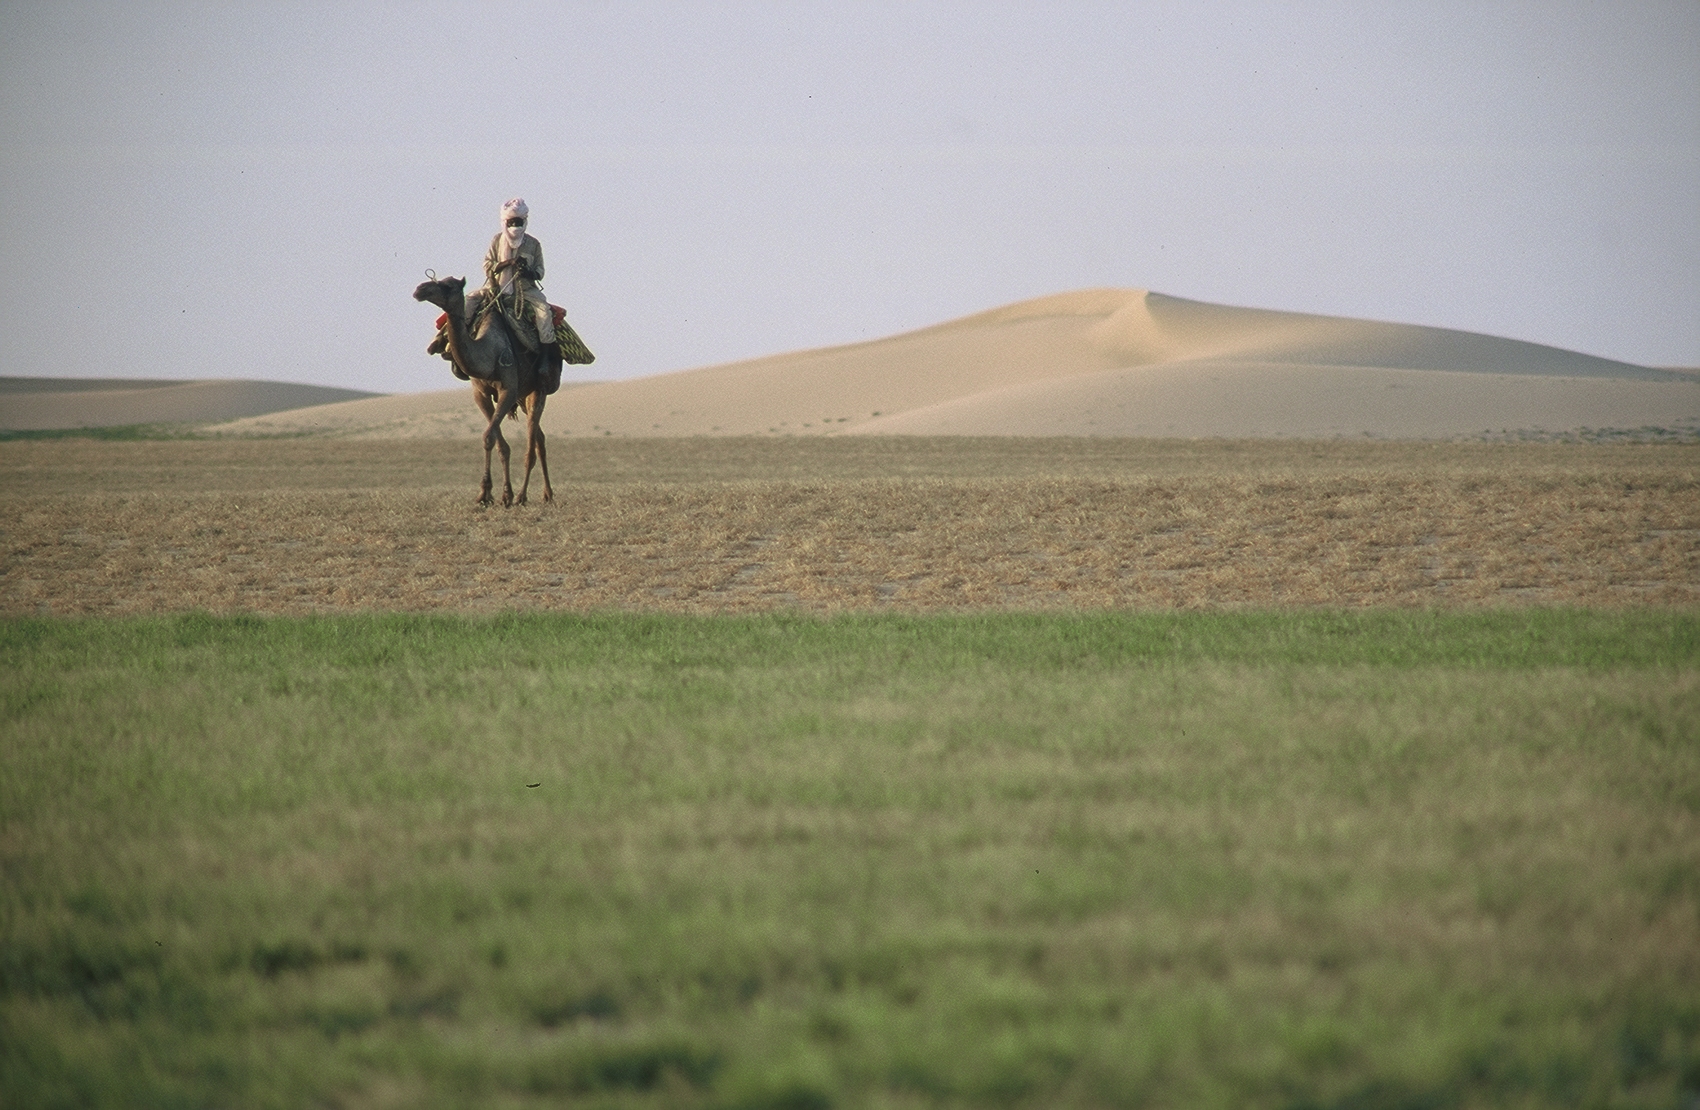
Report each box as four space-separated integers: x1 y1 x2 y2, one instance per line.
481 232 554 342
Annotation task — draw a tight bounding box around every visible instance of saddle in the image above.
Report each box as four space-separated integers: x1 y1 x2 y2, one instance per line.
429 303 596 378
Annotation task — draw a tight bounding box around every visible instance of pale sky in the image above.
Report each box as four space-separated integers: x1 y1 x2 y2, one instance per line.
2 0 1696 393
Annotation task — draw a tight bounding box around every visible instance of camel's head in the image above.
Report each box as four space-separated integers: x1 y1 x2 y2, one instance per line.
413 275 466 310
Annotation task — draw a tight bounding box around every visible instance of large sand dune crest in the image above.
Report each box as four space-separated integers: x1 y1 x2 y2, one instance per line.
1084 291 1671 378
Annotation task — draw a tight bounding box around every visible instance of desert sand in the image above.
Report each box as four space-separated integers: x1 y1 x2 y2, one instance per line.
11 290 1697 439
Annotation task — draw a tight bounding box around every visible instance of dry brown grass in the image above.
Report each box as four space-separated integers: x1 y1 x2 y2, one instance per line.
3 437 1696 615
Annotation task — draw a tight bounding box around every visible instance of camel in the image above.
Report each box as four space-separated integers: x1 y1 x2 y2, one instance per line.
413 276 552 507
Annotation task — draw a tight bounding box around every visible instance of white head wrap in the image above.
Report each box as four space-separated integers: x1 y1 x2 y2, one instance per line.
500 197 529 253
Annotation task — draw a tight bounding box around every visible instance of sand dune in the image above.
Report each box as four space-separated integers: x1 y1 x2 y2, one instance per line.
533 289 1697 439
30 290 1700 440
0 377 378 432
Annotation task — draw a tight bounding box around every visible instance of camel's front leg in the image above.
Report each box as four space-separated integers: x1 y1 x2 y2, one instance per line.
484 389 520 508
486 429 513 506
472 384 499 506
485 420 513 507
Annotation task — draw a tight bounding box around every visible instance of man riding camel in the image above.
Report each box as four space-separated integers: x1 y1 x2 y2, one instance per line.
429 197 563 392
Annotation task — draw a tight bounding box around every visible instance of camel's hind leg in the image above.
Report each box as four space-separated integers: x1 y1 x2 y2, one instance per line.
491 423 514 508
515 393 549 506
536 422 553 504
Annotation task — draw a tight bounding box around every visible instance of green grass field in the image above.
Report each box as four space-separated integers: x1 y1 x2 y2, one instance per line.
3 611 1698 1109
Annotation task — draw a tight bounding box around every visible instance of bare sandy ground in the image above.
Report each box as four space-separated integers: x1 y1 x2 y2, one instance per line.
4 439 1695 615
13 290 1698 439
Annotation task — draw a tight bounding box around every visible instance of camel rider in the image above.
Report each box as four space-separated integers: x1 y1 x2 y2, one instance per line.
483 197 562 389
428 199 563 384
426 198 574 390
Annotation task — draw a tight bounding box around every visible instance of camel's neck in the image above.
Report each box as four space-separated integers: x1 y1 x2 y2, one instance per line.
442 298 490 380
